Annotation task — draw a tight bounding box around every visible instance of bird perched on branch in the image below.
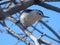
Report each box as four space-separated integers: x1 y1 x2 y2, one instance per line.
17 9 49 29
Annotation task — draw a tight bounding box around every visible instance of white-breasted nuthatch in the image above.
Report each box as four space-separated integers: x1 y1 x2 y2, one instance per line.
19 9 49 28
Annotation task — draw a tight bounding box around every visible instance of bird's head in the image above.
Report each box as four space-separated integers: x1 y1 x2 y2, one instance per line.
38 10 49 18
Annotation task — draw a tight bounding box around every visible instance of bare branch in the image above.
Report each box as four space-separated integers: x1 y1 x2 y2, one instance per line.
4 0 34 15
0 8 58 45
44 0 60 2
7 17 40 45
35 1 60 13
7 17 55 45
9 0 17 4
0 1 59 45
40 20 60 40
0 6 40 45
32 26 60 43
0 7 12 20
4 27 32 45
0 1 10 5
38 39 54 45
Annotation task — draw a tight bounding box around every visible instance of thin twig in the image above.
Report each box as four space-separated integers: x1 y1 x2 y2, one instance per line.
34 0 60 13
0 1 10 5
4 27 32 45
40 20 60 40
44 0 60 2
31 26 60 43
7 17 55 45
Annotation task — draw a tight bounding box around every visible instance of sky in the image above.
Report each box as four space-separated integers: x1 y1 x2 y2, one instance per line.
0 1 60 45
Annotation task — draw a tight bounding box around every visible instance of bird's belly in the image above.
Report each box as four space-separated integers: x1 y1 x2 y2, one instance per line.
22 15 41 26
20 12 41 26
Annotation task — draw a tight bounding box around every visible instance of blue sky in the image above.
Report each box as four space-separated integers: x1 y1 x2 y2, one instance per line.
0 1 60 45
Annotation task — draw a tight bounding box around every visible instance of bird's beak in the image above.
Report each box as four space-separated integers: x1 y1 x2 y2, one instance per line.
43 16 49 18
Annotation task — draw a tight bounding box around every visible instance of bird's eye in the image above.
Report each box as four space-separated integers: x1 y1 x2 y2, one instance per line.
38 12 42 15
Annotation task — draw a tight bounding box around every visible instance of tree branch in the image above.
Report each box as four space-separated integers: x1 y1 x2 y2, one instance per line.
7 17 55 45
40 20 60 40
38 38 54 45
0 1 10 5
35 1 60 13
0 0 34 19
7 17 40 45
4 27 32 45
4 0 34 15
0 8 10 20
0 8 55 44
44 0 60 2
32 26 60 43
0 0 60 45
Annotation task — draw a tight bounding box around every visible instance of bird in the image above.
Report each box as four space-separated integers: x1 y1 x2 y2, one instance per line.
18 9 49 29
